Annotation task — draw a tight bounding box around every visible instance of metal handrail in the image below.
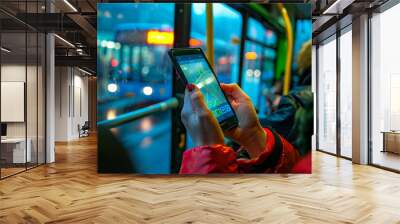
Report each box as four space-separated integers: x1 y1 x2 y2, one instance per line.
206 3 215 68
97 97 179 129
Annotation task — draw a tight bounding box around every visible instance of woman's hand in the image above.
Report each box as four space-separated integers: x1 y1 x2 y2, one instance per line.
181 84 225 147
220 83 266 158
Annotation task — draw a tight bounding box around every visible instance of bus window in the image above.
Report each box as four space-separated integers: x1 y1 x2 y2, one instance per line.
242 42 263 110
190 3 242 84
265 28 278 47
247 18 277 47
247 18 265 43
242 17 277 114
98 3 175 118
292 19 312 86
258 49 276 116
97 3 175 174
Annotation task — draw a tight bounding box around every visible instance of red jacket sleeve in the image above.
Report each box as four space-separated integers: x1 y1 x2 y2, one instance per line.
179 128 301 174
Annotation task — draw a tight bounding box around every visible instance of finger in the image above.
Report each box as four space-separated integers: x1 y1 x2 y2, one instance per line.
190 85 209 113
220 83 239 94
183 87 192 110
220 83 249 101
225 94 239 111
181 87 192 119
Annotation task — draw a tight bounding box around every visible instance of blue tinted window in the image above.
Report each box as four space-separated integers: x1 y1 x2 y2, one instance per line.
265 29 277 47
98 3 174 119
263 49 275 81
264 48 276 59
247 18 277 47
97 3 174 174
242 17 278 113
241 42 263 109
247 18 265 43
190 3 242 84
293 19 312 72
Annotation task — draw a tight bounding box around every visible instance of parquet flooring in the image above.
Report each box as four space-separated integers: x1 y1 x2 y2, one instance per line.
1 167 26 178
0 135 400 223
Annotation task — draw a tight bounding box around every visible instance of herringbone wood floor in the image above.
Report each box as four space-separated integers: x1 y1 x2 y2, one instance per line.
1 135 400 224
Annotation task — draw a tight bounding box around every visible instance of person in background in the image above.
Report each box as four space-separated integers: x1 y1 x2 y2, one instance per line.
260 40 313 169
260 40 313 142
262 76 283 115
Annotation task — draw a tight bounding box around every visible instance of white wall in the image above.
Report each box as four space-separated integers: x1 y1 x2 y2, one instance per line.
71 73 89 138
1 64 46 164
55 67 69 141
1 65 26 139
54 67 89 141
1 65 41 138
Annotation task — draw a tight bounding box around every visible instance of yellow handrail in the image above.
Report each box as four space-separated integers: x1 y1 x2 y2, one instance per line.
206 3 214 69
278 3 293 95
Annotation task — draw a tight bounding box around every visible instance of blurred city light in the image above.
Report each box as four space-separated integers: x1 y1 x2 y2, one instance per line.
107 83 118 93
140 117 153 132
143 86 153 96
246 69 254 77
107 41 115 49
218 56 229 65
254 69 261 78
189 38 202 47
111 58 119 67
100 40 107 47
146 31 174 45
99 40 122 49
115 42 121 50
245 51 257 60
106 109 117 120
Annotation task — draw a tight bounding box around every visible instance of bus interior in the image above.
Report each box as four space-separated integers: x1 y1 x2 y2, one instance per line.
97 3 312 174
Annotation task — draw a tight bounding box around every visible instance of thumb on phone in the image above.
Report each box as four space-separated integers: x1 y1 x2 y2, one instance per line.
220 83 250 102
188 84 209 114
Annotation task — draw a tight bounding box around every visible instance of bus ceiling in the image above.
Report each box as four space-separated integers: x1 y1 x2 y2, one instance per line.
247 3 285 35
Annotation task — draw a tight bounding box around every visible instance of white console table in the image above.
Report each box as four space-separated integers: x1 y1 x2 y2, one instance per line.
1 138 32 163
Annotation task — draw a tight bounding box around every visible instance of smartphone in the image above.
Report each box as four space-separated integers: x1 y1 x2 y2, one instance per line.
168 48 238 130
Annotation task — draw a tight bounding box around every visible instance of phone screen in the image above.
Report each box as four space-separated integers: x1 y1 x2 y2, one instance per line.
176 54 235 122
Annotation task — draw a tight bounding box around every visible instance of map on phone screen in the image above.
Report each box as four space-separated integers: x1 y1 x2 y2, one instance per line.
176 54 234 122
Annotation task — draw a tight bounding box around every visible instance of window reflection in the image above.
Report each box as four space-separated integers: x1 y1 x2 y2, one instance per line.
0 1 46 179
247 18 277 47
190 3 242 84
97 3 175 121
242 42 263 109
371 4 400 171
242 18 277 114
317 36 337 154
97 3 175 174
339 28 352 158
